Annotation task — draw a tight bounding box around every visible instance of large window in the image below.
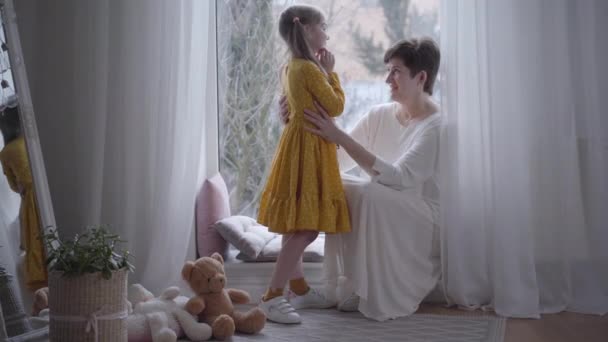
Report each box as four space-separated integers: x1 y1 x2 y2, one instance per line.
217 0 439 216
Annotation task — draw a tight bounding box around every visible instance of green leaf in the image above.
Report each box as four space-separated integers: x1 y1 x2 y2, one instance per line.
42 225 135 278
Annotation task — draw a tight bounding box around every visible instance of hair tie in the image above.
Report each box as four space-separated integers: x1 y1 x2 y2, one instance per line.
293 17 300 24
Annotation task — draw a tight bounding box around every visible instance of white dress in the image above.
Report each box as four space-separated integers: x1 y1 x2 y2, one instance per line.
324 102 442 321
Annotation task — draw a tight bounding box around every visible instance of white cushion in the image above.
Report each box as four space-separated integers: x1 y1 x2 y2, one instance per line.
212 216 276 259
236 234 325 262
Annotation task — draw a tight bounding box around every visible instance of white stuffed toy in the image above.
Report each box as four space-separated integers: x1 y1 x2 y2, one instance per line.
127 284 212 342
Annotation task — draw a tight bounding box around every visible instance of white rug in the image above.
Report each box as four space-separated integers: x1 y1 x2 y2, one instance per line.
228 310 506 342
21 310 505 342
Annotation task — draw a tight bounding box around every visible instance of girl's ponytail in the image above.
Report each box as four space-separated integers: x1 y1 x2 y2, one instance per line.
279 6 327 75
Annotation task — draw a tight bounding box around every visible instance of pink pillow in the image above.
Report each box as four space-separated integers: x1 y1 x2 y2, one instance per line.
196 173 230 258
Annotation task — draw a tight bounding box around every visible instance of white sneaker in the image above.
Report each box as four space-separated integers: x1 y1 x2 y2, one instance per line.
337 292 360 312
289 288 337 309
258 296 302 324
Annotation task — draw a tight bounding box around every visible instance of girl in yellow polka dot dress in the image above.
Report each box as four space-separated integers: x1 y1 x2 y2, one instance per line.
257 5 351 324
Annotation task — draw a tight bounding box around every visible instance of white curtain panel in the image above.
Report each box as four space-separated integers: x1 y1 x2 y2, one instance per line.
17 0 214 293
439 0 608 317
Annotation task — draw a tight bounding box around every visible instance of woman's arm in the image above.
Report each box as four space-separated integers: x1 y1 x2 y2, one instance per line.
280 96 370 172
305 102 440 190
371 125 439 190
337 114 370 172
304 102 378 176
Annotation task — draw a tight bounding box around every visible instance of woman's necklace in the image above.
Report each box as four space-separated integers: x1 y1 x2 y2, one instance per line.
396 109 414 127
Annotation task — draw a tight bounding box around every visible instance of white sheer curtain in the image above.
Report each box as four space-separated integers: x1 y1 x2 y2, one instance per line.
17 0 215 294
439 0 608 318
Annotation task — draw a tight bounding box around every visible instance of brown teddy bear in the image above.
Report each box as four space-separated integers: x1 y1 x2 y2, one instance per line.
32 287 49 316
182 253 266 340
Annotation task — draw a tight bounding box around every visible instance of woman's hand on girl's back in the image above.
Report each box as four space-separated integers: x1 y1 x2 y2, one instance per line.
317 48 335 74
304 101 344 144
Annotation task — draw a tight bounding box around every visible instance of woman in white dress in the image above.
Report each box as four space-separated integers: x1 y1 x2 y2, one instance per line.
287 38 442 321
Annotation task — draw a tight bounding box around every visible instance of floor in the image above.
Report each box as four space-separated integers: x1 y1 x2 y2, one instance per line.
9 302 607 342
230 308 504 342
417 303 608 342
223 303 608 342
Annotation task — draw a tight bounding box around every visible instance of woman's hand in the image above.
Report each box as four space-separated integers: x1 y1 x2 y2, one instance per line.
279 95 289 124
303 101 344 144
317 48 335 74
306 101 378 173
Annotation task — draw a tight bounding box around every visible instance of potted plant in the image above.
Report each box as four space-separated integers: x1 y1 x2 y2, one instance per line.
43 225 134 342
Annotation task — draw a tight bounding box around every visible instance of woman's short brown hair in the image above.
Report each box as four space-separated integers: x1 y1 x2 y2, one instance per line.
384 38 440 95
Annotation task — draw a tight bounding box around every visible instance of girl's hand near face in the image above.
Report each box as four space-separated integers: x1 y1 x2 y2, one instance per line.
317 48 335 74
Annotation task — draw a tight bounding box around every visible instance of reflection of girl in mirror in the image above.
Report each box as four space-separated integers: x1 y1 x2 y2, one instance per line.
0 104 47 291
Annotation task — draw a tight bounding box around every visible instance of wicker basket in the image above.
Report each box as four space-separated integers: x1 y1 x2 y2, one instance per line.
49 269 128 342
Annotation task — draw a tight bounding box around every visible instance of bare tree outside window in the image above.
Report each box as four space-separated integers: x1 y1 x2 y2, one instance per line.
217 0 439 216
351 0 439 76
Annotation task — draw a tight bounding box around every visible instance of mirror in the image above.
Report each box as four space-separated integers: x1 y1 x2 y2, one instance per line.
0 0 54 339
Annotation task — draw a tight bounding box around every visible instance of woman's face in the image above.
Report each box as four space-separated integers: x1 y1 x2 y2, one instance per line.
305 20 329 53
385 57 425 103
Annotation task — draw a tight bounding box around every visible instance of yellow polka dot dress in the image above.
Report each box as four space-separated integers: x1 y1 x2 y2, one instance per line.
0 136 47 290
257 59 351 234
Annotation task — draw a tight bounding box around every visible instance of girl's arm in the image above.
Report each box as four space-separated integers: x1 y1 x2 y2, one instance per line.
302 62 345 117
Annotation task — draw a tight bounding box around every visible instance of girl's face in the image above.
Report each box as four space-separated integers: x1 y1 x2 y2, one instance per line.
305 20 329 53
385 57 426 104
